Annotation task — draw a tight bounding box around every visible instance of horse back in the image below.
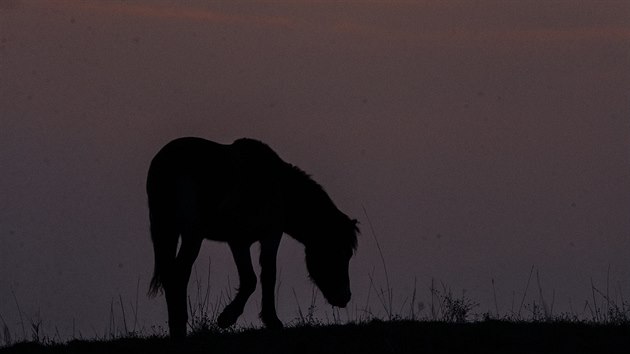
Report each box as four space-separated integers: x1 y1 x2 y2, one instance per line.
147 137 285 240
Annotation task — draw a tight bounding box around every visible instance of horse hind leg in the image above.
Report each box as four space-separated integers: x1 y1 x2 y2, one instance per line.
163 233 202 341
217 242 257 328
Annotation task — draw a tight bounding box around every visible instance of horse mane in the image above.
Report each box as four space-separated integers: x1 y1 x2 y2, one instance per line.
285 164 325 197
231 138 358 251
283 163 359 251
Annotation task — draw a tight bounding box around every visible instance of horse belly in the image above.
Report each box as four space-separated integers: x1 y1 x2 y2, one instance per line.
204 196 283 242
171 179 277 243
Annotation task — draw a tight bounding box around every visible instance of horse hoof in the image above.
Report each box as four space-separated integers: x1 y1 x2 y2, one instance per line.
264 318 284 330
217 310 238 328
169 327 187 342
260 311 284 329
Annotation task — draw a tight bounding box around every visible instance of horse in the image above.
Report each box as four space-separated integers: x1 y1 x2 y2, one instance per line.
146 137 359 340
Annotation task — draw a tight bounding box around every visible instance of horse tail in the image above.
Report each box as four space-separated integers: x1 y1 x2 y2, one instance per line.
147 210 179 298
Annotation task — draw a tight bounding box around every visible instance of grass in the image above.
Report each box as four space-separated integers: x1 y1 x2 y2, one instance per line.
2 210 629 352
2 270 630 354
3 263 630 353
3 320 629 354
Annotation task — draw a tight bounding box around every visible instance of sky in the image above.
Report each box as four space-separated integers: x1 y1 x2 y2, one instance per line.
1 0 629 340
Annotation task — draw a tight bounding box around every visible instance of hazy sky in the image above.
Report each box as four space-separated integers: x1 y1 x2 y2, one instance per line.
1 0 629 339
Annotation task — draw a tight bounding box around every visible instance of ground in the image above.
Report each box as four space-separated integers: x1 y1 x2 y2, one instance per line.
2 320 629 354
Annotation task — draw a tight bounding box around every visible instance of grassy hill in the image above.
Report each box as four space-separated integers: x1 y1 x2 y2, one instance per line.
2 320 629 354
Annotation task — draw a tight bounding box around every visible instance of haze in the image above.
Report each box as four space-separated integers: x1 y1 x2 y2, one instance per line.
1 0 629 338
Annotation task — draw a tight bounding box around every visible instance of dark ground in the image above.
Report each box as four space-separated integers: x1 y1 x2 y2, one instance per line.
2 320 629 354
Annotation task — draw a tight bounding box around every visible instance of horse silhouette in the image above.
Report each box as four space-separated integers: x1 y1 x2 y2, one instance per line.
146 137 358 340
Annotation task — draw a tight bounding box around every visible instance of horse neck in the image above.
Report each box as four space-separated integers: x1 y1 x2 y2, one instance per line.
281 184 337 247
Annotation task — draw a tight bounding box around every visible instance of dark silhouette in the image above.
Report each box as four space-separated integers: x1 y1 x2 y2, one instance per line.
146 137 359 340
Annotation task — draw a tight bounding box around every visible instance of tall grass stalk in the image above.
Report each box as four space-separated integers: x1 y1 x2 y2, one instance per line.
132 277 140 333
535 270 550 320
517 266 534 318
292 288 305 324
409 277 417 321
0 311 12 346
362 205 393 320
187 258 225 333
590 278 601 322
118 295 128 335
11 291 26 340
492 278 499 317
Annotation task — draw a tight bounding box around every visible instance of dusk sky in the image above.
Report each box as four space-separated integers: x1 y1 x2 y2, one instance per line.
1 0 629 339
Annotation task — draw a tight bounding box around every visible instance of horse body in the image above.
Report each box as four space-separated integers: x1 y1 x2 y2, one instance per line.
147 138 283 242
147 137 358 340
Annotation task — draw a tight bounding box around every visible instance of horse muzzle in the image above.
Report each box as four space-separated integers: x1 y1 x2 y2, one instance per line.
328 290 351 308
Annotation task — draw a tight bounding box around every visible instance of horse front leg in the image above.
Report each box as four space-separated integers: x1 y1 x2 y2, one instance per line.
164 235 202 341
259 234 283 329
217 242 256 328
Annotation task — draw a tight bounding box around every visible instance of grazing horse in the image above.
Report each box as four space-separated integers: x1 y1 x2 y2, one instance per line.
146 137 358 340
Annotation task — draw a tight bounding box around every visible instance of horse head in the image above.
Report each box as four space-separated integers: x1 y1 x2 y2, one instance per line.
305 217 358 307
